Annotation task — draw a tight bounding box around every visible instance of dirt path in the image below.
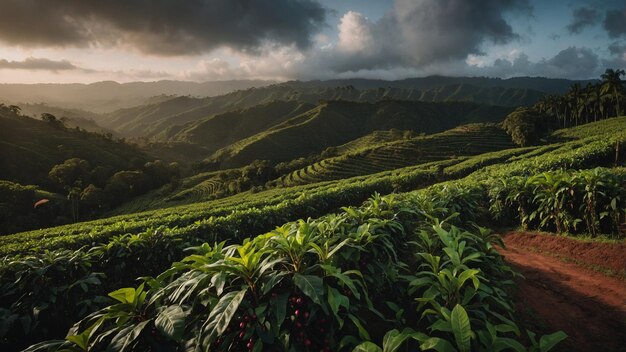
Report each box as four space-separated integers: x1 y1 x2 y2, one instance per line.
499 237 626 352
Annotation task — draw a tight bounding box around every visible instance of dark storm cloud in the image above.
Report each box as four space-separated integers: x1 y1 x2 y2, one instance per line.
603 8 626 38
566 8 600 34
608 41 625 56
548 47 599 74
0 57 79 71
482 47 601 79
0 0 327 55
327 0 531 72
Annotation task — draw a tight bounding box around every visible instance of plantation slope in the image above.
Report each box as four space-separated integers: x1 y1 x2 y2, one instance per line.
100 96 210 137
271 123 515 187
334 129 412 155
164 101 315 152
207 100 512 168
501 239 626 352
1 116 624 256
0 110 147 185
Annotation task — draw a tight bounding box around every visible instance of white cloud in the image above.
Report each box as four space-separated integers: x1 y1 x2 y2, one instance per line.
337 11 373 53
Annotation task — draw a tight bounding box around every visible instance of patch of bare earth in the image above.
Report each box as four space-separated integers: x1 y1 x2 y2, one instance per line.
497 232 626 352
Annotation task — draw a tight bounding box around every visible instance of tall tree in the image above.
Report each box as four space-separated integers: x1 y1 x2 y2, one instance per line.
568 83 583 126
601 68 625 117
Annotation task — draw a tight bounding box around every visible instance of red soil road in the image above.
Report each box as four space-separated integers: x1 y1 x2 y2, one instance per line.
498 233 626 352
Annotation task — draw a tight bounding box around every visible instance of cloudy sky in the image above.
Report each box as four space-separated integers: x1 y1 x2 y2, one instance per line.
0 0 624 83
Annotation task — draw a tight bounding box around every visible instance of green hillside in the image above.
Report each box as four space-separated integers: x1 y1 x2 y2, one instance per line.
99 96 210 137
334 129 412 154
270 123 515 187
205 100 512 168
165 101 315 152
95 84 537 139
0 108 146 185
0 115 624 351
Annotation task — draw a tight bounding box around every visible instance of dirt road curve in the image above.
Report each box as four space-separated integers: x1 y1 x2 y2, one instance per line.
499 238 626 352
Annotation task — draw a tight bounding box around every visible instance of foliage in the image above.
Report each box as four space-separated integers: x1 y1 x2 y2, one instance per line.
1 115 625 349
535 68 625 128
502 108 556 147
488 168 626 236
0 181 65 235
22 193 564 352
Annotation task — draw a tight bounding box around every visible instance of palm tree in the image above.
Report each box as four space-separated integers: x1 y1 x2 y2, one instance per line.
590 83 604 121
582 83 594 123
568 83 584 126
601 68 625 117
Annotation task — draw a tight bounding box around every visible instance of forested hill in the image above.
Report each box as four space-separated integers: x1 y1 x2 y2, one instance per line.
0 108 147 186
96 83 537 138
275 76 597 93
202 100 512 169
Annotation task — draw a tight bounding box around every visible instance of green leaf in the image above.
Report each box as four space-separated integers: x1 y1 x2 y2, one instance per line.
327 287 349 327
353 342 382 352
539 331 568 352
201 289 247 347
492 337 526 352
450 305 471 352
66 332 89 351
382 328 426 352
108 320 150 352
108 287 136 304
270 292 289 333
155 305 186 342
348 314 370 340
261 272 287 295
419 337 457 352
293 274 324 306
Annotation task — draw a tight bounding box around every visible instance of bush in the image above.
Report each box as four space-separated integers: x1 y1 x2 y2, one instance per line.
502 108 556 147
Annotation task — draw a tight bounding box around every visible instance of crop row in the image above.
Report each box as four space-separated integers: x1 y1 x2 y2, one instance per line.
23 192 566 352
1 121 624 349
276 124 515 187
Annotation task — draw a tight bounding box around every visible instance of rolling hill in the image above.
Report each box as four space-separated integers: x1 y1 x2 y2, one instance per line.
0 108 147 185
204 100 513 169
95 84 538 138
164 100 315 151
270 123 515 187
0 80 275 113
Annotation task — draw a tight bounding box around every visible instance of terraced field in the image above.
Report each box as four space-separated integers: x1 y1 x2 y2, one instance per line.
272 123 515 187
334 129 411 155
2 117 624 351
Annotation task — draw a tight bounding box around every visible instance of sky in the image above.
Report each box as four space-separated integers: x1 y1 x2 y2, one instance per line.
0 0 624 84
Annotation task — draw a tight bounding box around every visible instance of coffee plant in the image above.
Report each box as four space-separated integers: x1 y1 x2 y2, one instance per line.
23 193 566 351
